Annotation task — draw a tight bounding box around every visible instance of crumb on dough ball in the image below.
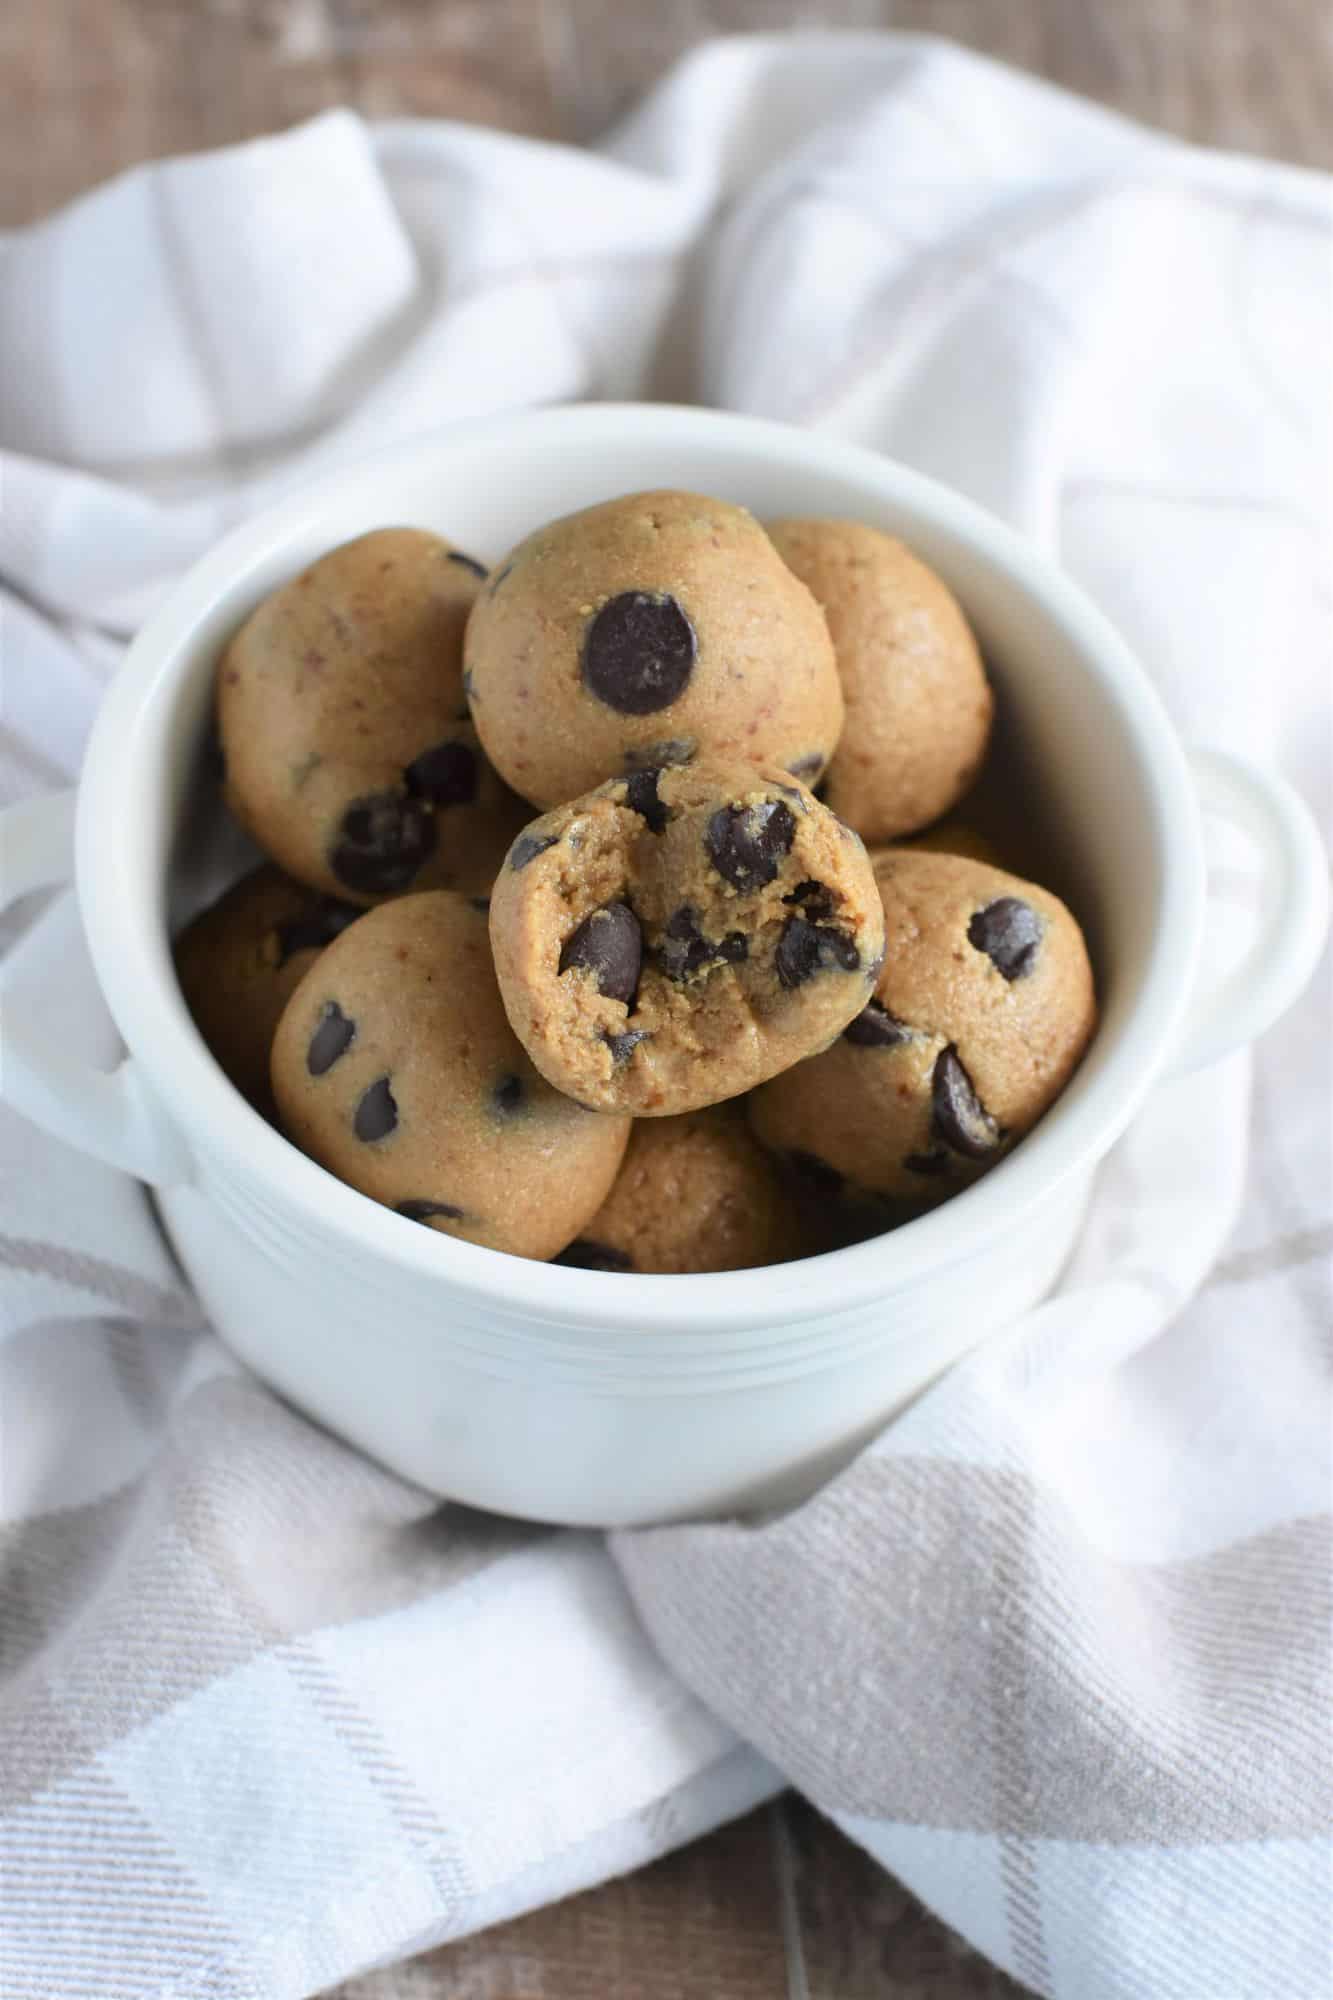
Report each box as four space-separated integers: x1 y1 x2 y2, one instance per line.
218 528 529 904
553 1104 805 1273
270 891 630 1260
174 864 363 1114
489 758 886 1118
768 518 993 842
465 491 844 808
748 848 1095 1204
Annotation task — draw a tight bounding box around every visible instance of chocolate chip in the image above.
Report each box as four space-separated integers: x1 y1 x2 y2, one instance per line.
331 791 437 895
659 906 747 981
623 737 696 770
493 1072 525 1115
904 1150 951 1177
405 739 478 808
307 1001 355 1075
931 1047 1001 1159
705 800 795 893
355 1076 398 1143
275 898 360 965
448 550 488 579
786 1150 844 1196
786 753 824 781
509 830 559 871
559 902 642 1006
968 897 1042 981
624 768 668 833
774 917 860 989
396 1198 465 1223
488 561 514 595
603 1027 649 1065
783 878 840 920
554 1239 634 1271
462 666 478 706
843 1000 912 1047
582 592 696 715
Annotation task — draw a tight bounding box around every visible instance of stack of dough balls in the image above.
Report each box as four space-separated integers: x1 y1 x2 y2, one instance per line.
176 491 1095 1271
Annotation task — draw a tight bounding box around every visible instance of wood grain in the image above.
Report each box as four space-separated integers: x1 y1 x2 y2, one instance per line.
332 1802 1030 2000
11 3 1326 1995
2 0 1328 227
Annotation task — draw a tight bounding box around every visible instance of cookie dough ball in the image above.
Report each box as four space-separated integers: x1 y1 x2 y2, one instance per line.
219 528 529 904
466 491 843 808
555 1105 803 1274
271 892 630 1260
885 817 1005 868
749 850 1095 1203
768 519 992 841
489 759 886 1117
174 865 361 1112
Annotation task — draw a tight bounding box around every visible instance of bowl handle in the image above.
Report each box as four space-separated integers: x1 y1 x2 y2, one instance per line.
1168 748 1329 1076
0 791 191 1186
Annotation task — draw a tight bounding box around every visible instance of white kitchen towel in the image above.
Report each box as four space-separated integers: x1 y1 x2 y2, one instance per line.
1 33 1330 2000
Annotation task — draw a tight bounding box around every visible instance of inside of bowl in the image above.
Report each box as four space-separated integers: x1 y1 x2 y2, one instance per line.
151 414 1175 1265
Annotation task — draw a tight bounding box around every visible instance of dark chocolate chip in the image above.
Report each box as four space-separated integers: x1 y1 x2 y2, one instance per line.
307 1000 355 1076
774 917 860 989
783 878 840 920
554 1239 635 1271
488 561 514 596
968 897 1043 981
786 1150 845 1196
786 753 824 781
658 906 747 982
603 1027 649 1065
931 1047 1001 1159
704 800 795 893
331 791 437 895
624 768 668 833
509 830 559 871
904 1150 951 1177
461 666 478 706
447 550 488 580
582 592 696 715
469 896 491 914
275 897 360 966
843 1000 913 1048
559 902 642 1006
623 737 696 770
493 1072 525 1115
405 739 478 808
355 1076 398 1143
396 1198 465 1223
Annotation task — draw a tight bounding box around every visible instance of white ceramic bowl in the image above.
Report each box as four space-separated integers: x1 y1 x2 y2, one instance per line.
3 406 1327 1526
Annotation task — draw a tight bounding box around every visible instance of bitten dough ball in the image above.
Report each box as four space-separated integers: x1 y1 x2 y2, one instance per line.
174 865 362 1113
465 491 844 808
218 528 529 904
489 759 886 1118
555 1105 805 1274
748 849 1095 1203
270 892 631 1260
768 518 993 842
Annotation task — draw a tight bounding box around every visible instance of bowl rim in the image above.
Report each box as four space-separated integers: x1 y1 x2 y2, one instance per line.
76 402 1206 1341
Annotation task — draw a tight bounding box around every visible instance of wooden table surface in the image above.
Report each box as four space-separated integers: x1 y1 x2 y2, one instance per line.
9 5 1325 1996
